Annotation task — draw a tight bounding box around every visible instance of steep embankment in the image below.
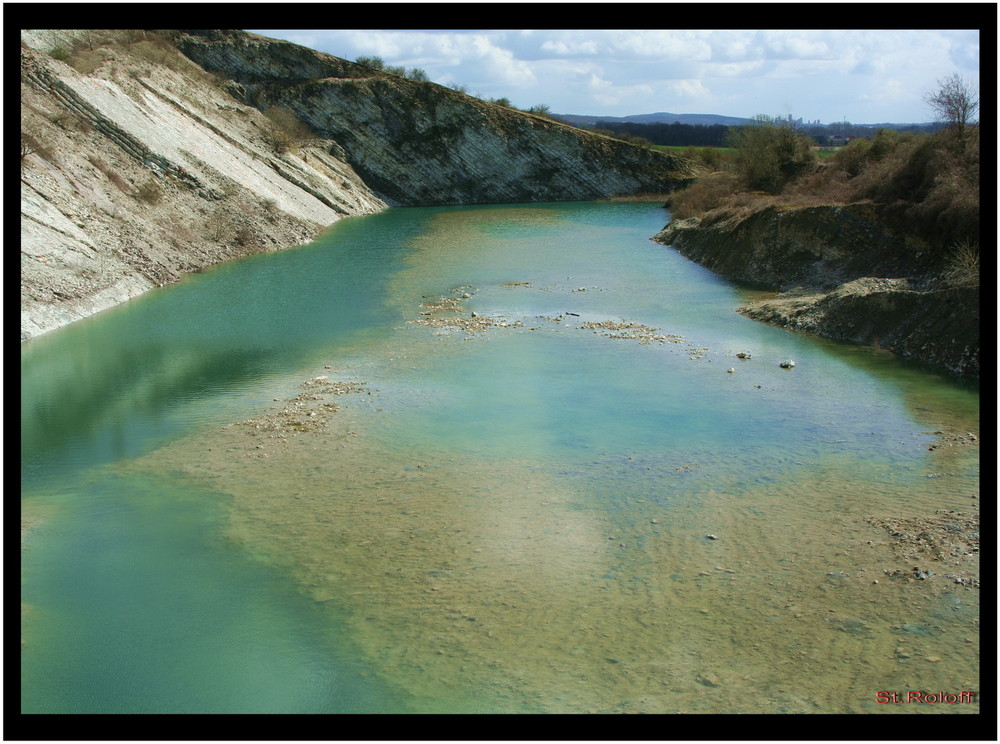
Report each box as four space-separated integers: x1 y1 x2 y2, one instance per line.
654 204 979 378
21 30 695 340
21 31 691 339
176 30 695 206
20 30 386 340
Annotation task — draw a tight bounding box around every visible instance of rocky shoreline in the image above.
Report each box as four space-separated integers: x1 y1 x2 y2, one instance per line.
653 207 979 379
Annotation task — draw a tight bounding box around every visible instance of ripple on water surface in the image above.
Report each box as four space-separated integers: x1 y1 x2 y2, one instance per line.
22 202 979 715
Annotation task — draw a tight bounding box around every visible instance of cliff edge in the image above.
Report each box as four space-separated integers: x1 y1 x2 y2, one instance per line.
176 30 696 207
21 29 696 340
654 204 979 379
20 30 387 340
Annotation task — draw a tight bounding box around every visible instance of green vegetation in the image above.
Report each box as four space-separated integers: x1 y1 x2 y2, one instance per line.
593 128 654 148
727 115 816 194
665 81 980 282
591 120 730 147
355 55 430 82
655 144 737 168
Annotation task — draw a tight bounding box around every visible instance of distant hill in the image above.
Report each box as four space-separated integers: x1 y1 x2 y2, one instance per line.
556 112 754 127
557 112 934 129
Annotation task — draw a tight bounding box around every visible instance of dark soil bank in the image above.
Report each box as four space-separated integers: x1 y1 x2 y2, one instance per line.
654 204 979 379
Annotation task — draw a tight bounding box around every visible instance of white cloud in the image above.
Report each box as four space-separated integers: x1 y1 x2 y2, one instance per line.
756 30 834 60
247 29 981 123
540 38 600 56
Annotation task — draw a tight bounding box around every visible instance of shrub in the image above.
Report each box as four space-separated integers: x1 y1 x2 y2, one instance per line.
233 226 257 249
664 172 741 219
831 129 908 177
943 240 979 287
135 180 163 204
679 145 734 170
262 106 314 153
728 115 815 194
355 55 385 70
204 211 232 242
20 133 53 166
779 167 856 206
845 129 978 248
67 49 105 75
261 198 281 223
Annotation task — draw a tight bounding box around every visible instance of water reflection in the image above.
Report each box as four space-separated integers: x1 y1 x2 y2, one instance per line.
21 202 979 715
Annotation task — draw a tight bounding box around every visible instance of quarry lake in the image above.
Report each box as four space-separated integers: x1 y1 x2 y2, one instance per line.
21 201 979 715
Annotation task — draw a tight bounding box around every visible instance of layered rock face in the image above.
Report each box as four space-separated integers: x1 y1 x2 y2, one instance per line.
20 30 386 340
20 29 695 340
656 203 939 290
654 205 979 378
177 30 695 207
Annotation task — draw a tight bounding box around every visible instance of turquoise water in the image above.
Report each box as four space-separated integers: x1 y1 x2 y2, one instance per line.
20 201 980 714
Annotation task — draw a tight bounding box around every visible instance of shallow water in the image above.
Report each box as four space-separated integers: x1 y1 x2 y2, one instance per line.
21 201 980 714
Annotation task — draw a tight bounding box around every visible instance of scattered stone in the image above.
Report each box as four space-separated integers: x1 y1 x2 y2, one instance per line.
866 512 979 587
705 534 718 540
727 368 736 373
579 319 678 345
696 672 721 688
736 352 751 360
409 292 522 334
927 431 980 450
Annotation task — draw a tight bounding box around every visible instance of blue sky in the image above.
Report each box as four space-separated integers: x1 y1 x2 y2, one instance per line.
247 28 980 124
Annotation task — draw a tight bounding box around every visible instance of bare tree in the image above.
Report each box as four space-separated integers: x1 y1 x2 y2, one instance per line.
925 74 979 137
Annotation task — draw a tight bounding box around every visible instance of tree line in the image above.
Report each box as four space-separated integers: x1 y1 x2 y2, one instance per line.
591 121 730 147
587 119 942 148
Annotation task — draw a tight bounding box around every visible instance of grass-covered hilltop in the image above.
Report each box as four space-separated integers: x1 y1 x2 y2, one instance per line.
653 90 980 380
20 28 696 340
